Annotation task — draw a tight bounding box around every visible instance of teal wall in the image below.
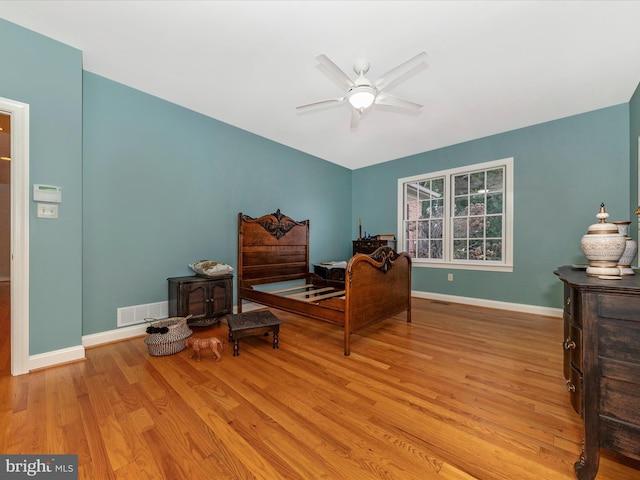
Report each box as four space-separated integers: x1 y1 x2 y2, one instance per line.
0 19 83 355
82 73 352 335
353 105 631 309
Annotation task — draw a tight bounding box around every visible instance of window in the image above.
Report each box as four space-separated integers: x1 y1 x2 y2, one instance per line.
397 158 513 272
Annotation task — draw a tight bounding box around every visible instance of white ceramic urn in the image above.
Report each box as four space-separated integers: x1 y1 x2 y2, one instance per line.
580 204 626 277
613 221 638 275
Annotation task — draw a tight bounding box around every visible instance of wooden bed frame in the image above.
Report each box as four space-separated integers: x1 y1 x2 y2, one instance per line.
237 209 412 355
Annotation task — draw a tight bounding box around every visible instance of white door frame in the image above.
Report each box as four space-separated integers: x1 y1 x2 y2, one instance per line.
2 97 30 376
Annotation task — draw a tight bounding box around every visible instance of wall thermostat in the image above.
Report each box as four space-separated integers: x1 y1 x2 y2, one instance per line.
33 184 62 203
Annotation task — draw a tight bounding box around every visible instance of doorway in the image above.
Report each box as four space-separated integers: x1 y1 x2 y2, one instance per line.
0 113 9 375
0 97 30 376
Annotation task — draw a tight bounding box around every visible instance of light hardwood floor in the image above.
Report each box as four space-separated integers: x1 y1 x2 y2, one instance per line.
1 282 639 479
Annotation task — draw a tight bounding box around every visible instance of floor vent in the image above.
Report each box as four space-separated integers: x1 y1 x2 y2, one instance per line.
431 300 450 305
117 301 168 327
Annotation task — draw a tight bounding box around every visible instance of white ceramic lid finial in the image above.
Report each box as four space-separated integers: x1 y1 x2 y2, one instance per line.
596 203 609 223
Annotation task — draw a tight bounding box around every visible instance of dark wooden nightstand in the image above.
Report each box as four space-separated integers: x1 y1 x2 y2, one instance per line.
168 274 233 327
313 263 346 281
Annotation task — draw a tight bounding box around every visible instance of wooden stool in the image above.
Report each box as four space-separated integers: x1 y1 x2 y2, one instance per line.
225 310 283 356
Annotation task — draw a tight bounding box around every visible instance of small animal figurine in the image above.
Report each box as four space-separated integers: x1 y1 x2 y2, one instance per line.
184 336 224 362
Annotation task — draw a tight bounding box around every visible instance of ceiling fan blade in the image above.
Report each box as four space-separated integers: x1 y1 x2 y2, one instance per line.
375 92 423 110
316 54 355 89
350 109 361 129
374 51 428 90
296 97 345 111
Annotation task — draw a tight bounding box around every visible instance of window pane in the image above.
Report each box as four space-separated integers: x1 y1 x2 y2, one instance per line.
405 221 417 242
487 168 503 192
407 200 419 220
430 240 443 259
453 240 467 259
406 239 416 257
418 239 429 258
454 197 468 216
417 181 431 201
431 177 444 196
486 193 503 214
452 217 466 239
405 183 418 204
454 174 468 195
469 216 485 238
433 198 444 218
470 172 485 193
469 240 484 260
486 240 502 261
420 200 431 219
418 220 428 238
431 219 443 239
470 195 485 215
486 215 502 238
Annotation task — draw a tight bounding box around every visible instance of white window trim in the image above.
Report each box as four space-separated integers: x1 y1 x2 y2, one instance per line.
397 157 514 272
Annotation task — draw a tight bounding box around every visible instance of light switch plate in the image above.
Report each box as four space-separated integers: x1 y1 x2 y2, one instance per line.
37 203 59 219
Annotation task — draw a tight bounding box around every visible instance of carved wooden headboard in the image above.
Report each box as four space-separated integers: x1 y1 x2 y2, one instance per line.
237 210 310 286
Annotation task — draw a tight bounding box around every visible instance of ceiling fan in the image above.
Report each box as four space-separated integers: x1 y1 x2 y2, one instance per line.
296 51 428 128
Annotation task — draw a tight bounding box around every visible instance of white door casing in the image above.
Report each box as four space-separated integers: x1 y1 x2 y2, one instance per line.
2 96 30 376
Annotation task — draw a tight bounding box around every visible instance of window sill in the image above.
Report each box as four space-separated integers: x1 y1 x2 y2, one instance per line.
410 260 513 273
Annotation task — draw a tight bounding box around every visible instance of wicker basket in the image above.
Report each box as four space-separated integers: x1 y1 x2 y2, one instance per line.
144 316 193 356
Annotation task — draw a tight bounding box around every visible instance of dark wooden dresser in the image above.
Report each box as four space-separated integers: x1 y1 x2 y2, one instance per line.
555 265 640 479
352 239 395 255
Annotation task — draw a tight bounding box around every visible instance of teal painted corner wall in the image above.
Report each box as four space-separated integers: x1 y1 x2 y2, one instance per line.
0 19 83 355
353 104 631 309
630 82 640 225
82 72 352 335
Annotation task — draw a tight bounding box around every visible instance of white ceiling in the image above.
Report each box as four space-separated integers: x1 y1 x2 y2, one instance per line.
2 1 640 170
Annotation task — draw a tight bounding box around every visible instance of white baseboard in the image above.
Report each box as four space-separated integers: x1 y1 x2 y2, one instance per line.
83 323 150 347
82 304 261 349
412 290 563 318
29 345 85 371
25 298 559 372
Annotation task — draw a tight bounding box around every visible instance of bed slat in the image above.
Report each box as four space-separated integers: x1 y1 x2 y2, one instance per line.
268 284 315 294
286 287 337 299
301 290 346 302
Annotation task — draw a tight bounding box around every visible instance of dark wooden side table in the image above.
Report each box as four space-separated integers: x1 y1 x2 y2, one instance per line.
168 274 233 327
225 310 283 356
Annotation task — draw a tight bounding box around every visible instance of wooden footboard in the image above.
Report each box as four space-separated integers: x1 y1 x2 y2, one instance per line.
237 210 411 355
344 246 412 355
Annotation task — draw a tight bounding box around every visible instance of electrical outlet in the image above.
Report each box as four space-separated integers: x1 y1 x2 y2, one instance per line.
447 273 454 281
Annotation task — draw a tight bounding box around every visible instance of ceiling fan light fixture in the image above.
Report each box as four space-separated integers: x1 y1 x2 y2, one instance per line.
348 86 376 110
